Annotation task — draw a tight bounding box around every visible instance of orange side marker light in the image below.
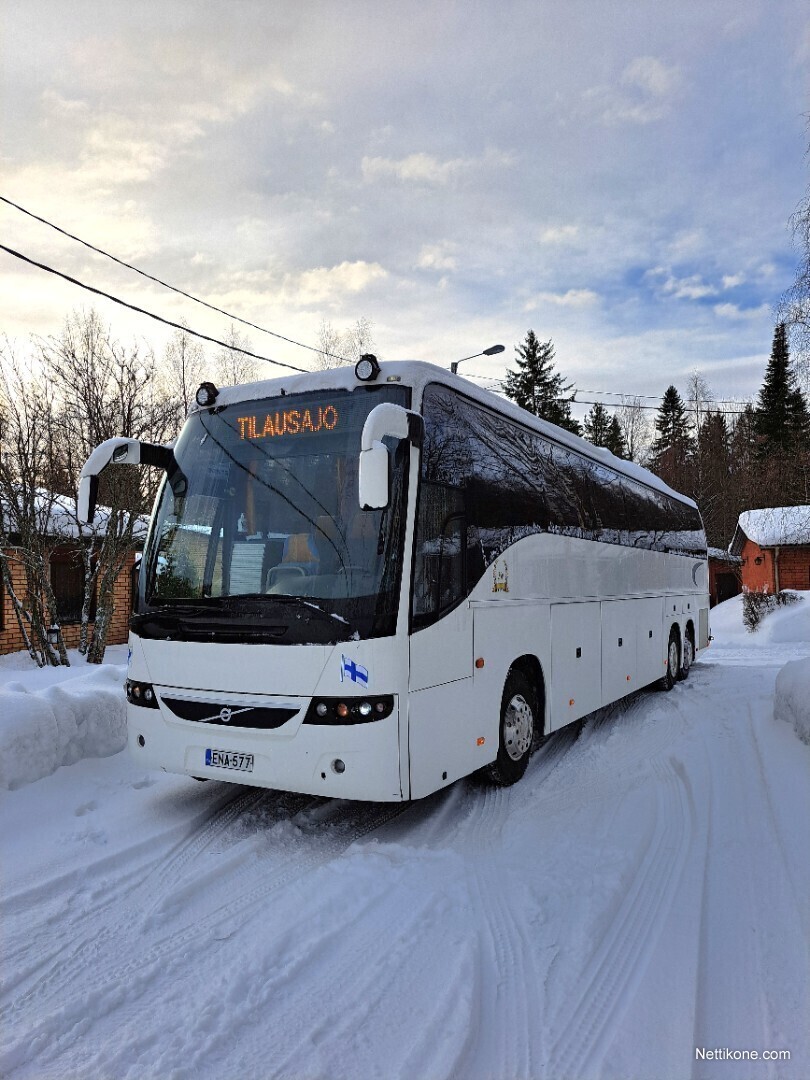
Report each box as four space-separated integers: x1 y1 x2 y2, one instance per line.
477 737 486 746
475 657 485 669
569 698 575 706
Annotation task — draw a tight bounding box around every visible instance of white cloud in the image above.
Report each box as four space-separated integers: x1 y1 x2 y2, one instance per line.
721 273 746 289
417 243 458 271
362 147 514 185
284 260 388 305
584 55 682 125
524 289 600 311
713 302 771 321
645 268 718 300
539 225 580 245
621 56 680 99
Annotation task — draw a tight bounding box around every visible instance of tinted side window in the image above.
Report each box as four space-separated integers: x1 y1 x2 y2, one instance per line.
416 383 705 617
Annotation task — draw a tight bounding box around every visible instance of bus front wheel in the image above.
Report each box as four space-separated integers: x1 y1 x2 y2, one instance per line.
485 669 536 786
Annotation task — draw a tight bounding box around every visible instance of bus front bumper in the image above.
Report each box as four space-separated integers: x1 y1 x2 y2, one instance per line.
126 697 405 802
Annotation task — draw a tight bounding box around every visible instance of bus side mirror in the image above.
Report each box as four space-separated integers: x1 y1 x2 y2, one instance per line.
358 402 423 511
78 437 176 523
359 442 390 510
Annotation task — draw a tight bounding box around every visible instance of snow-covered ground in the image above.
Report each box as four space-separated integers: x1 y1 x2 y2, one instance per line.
1 604 808 1080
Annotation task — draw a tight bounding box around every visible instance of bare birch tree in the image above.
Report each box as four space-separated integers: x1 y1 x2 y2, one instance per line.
315 317 376 370
39 309 176 662
616 395 651 463
0 340 69 665
215 324 261 386
162 324 207 422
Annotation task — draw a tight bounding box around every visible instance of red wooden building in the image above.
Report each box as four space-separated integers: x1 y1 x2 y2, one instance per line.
729 506 810 594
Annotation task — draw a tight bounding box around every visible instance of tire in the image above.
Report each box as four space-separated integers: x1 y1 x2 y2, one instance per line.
659 630 680 691
484 669 536 787
678 632 693 681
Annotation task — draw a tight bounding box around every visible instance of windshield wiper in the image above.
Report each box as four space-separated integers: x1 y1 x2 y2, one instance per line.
262 594 352 628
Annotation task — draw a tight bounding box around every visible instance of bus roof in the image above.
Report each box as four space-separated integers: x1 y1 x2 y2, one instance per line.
199 359 698 511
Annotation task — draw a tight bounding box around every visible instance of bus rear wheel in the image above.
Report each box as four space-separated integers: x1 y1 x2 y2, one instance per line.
660 630 680 692
485 669 536 787
678 631 694 681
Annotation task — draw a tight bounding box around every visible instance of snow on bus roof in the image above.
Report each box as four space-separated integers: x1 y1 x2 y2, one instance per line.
201 360 697 510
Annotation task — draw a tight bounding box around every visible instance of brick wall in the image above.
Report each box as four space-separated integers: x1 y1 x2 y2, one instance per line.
0 547 137 657
739 538 810 593
775 546 810 591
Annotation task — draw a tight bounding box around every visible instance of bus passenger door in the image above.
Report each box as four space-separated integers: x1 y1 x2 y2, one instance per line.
408 506 474 797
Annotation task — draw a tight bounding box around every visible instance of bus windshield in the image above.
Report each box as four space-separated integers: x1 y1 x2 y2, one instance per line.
138 384 410 644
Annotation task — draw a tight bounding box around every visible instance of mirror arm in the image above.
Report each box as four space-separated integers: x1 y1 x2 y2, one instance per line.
78 437 178 524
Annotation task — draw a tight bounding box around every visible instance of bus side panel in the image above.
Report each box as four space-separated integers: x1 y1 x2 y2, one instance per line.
549 602 601 730
601 600 638 705
472 601 551 749
635 596 665 686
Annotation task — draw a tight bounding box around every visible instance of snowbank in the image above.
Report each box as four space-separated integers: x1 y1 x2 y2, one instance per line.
709 589 810 644
0 662 127 789
775 658 810 744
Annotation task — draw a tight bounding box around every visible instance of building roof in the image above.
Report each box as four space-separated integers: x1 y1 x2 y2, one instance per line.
707 547 743 565
730 506 810 554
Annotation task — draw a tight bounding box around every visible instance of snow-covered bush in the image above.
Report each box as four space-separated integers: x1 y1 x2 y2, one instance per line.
775 658 810 744
742 588 800 632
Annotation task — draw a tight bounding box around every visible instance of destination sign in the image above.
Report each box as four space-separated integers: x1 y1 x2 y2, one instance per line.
236 404 339 441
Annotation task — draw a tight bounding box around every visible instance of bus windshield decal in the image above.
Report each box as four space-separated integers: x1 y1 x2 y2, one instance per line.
237 405 339 441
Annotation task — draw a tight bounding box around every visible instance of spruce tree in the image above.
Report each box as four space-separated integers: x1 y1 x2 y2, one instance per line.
604 415 627 458
583 402 611 446
649 385 693 491
583 403 625 457
754 322 809 457
504 331 581 434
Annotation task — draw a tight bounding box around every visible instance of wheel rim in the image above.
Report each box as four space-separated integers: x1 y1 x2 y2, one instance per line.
504 694 533 761
668 640 679 677
683 638 693 670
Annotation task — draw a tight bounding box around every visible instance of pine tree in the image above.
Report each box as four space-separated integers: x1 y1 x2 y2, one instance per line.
696 411 734 546
604 415 627 458
583 403 625 457
649 385 693 491
754 322 809 457
583 402 610 446
503 331 581 434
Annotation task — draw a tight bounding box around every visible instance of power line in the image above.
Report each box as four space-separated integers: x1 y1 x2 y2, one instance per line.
0 243 310 374
464 373 753 413
0 194 348 364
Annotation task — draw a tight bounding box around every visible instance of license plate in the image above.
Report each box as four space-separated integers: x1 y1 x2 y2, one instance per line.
205 749 254 773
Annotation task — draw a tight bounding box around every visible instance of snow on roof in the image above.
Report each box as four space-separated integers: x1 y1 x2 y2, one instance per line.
199 360 698 509
731 506 810 552
1 490 148 541
707 547 742 564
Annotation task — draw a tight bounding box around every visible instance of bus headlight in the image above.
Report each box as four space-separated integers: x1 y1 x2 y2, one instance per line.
126 680 160 709
304 696 394 724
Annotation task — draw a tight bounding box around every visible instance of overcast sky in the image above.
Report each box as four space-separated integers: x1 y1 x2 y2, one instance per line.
1 0 808 411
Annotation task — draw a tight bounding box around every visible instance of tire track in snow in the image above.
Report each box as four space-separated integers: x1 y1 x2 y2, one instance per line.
0 784 290 1005
0 799 410 1075
547 750 694 1078
463 858 540 1080
690 702 809 1074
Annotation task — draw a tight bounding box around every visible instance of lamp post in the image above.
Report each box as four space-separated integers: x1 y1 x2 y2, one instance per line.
450 343 504 375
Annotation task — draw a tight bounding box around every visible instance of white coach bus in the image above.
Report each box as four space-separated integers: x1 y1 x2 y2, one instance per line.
79 357 709 801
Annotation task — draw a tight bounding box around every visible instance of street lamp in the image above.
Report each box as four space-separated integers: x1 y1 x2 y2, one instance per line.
450 343 504 375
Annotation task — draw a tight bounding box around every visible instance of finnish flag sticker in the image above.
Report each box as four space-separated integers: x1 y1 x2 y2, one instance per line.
341 655 369 686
